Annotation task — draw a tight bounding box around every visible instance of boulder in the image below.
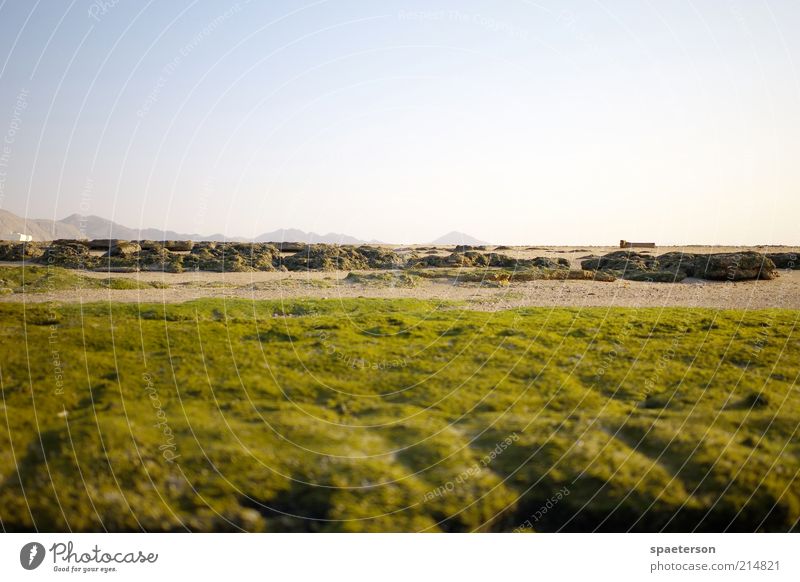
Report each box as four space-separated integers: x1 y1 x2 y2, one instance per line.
88 239 120 250
41 241 96 269
504 268 615 282
104 241 141 257
355 246 406 269
411 254 447 268
581 250 778 282
411 251 488 268
655 252 696 278
485 253 519 268
163 240 194 252
694 252 778 281
0 241 44 261
53 238 89 247
139 247 184 272
411 252 568 270
766 252 798 270
184 242 278 271
581 250 656 273
281 245 370 271
527 256 570 269
271 241 305 253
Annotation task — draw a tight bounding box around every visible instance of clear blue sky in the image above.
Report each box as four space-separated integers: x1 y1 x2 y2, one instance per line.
1 0 798 244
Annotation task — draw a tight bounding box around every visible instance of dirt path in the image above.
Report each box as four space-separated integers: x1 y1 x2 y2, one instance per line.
3 269 799 310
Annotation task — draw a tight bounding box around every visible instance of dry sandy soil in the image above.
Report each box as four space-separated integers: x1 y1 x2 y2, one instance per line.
3 245 798 310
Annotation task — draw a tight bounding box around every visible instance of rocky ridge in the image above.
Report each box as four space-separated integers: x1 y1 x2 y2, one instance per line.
0 240 793 282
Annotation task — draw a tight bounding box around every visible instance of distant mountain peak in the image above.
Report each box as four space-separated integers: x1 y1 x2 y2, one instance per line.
431 231 488 246
0 208 375 244
254 228 372 245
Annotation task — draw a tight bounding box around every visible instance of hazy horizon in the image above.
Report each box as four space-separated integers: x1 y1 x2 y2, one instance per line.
3 207 800 246
1 0 799 245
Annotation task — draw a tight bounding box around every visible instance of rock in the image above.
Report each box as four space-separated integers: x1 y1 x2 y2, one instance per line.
485 253 519 268
128 240 194 252
281 245 371 271
505 268 615 282
53 238 89 247
655 252 696 278
0 241 44 261
581 250 656 273
41 241 96 269
355 246 406 269
270 241 305 253
766 252 798 270
412 251 484 268
88 239 120 250
163 240 194 252
139 247 184 272
579 270 616 282
693 252 778 281
184 242 278 272
410 254 442 267
527 257 570 269
2 239 784 284
410 252 571 270
455 251 488 266
108 241 141 257
578 250 778 282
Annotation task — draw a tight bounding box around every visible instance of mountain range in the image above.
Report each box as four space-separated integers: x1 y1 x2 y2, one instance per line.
1 209 370 243
1 209 488 245
0 209 380 244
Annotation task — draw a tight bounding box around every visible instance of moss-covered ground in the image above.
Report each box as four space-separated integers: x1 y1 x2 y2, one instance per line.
0 298 797 531
0 265 168 294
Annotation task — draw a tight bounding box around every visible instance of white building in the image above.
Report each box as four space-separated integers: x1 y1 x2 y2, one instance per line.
0 232 33 242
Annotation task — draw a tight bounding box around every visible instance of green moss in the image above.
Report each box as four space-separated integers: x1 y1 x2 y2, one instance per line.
0 299 797 532
0 265 168 293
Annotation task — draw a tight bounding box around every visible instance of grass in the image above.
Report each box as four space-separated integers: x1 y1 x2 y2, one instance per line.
408 267 615 284
0 298 798 532
344 271 418 287
0 265 168 294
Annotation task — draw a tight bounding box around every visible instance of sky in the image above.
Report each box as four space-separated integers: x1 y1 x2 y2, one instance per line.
0 0 798 245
